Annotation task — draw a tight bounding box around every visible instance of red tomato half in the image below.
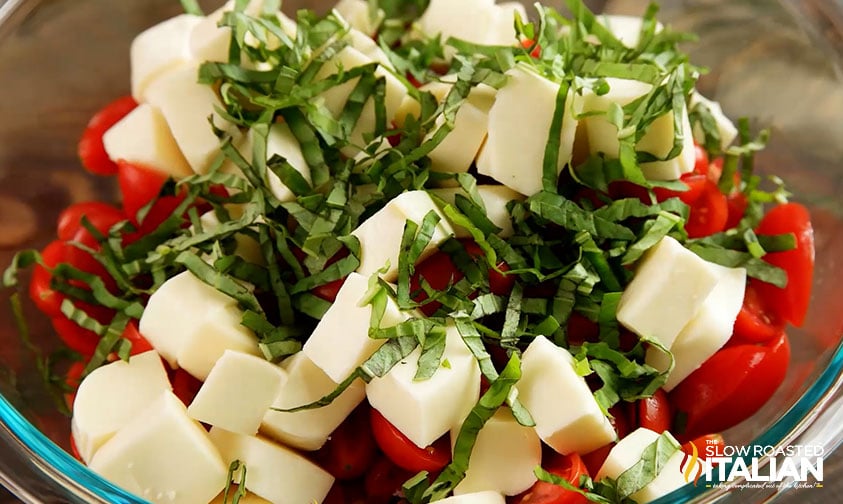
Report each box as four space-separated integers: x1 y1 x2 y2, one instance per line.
685 180 728 238
653 173 707 206
77 96 138 176
669 332 790 441
511 452 590 504
117 160 183 228
730 281 786 345
752 203 815 327
64 361 86 410
370 407 451 473
315 404 377 481
122 320 154 355
170 368 203 406
29 240 73 317
51 302 116 356
693 143 710 176
636 388 672 434
57 202 126 242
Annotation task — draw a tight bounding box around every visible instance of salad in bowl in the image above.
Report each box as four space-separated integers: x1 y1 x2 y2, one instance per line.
1 0 818 503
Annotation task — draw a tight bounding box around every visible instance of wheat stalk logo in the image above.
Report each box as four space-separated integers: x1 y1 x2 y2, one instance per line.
680 443 704 486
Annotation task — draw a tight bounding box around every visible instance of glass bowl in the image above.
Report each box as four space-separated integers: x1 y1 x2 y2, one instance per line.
0 0 841 502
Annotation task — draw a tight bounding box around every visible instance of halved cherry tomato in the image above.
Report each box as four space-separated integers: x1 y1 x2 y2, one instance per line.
370 407 451 473
653 173 707 206
57 202 126 242
411 239 513 316
684 180 728 238
364 456 415 504
314 404 377 481
682 433 726 460
64 360 86 410
636 389 672 434
117 160 183 226
69 433 83 462
170 368 203 406
521 38 542 58
564 313 599 347
29 240 73 317
77 96 138 176
724 191 748 230
729 281 786 345
693 143 710 177
122 320 154 355
51 302 116 356
669 332 790 441
511 452 589 504
752 203 814 327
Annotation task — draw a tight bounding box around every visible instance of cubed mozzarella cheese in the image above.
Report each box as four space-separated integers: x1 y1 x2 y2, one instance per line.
689 91 739 151
394 80 452 128
596 428 693 503
144 64 239 174
367 324 481 448
431 491 506 504
581 77 695 181
351 190 454 280
188 350 286 435
485 3 528 46
616 236 721 349
453 408 542 496
426 83 497 176
477 64 579 196
89 391 227 504
130 14 201 102
71 351 172 463
315 45 407 156
431 185 521 238
102 103 192 178
198 210 264 265
302 272 417 383
139 270 261 380
518 336 616 455
189 0 296 63
419 0 497 48
209 428 335 504
334 0 383 36
227 122 312 203
597 15 662 48
261 351 366 451
647 265 746 391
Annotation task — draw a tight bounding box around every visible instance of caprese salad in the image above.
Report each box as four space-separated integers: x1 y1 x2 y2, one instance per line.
3 0 815 503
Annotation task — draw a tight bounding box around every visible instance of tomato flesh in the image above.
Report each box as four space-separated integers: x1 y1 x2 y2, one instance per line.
684 180 728 238
752 203 814 327
511 452 590 504
370 407 451 473
669 332 790 441
314 404 377 481
636 388 672 434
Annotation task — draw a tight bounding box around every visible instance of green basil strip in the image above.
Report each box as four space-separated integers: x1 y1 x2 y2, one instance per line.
615 432 682 499
258 226 295 325
175 252 264 314
414 323 448 380
82 311 131 375
3 249 39 287
542 79 571 193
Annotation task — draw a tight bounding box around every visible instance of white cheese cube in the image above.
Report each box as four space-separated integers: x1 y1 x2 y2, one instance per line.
518 336 616 455
188 350 286 435
198 210 264 265
453 408 542 496
144 64 239 174
426 84 497 176
302 272 416 383
485 3 528 46
261 352 366 451
394 80 453 128
616 236 721 349
596 428 692 503
690 91 739 151
71 351 172 463
647 265 746 391
102 103 192 179
477 64 579 196
581 77 695 181
420 0 497 48
431 185 522 238
189 1 296 63
351 190 455 280
139 270 261 379
431 491 506 504
130 14 201 102
334 0 383 36
367 324 481 448
209 428 335 504
316 46 407 156
89 391 228 504
598 15 662 48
